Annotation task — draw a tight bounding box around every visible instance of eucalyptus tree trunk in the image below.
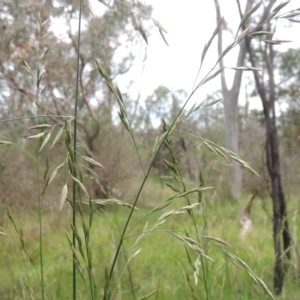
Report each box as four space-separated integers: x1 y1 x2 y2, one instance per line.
237 0 292 293
246 37 291 294
213 0 254 200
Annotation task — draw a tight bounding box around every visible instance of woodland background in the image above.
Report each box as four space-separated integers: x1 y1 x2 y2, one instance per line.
1 0 300 299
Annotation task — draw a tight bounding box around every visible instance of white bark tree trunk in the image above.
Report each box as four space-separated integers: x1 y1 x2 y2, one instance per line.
213 0 253 200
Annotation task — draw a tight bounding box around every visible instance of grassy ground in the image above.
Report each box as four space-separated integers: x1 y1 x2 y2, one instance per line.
1 180 299 299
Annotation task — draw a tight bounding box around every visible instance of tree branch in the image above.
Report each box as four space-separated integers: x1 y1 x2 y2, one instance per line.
214 0 228 93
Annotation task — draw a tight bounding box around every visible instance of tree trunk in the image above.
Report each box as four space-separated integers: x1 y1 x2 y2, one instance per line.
213 0 254 200
232 0 292 292
244 23 291 295
223 88 242 200
265 107 291 294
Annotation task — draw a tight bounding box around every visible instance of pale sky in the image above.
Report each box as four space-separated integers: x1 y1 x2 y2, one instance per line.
140 0 300 106
86 0 300 109
139 0 217 96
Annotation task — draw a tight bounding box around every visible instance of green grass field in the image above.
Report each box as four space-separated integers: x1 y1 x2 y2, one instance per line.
1 182 299 299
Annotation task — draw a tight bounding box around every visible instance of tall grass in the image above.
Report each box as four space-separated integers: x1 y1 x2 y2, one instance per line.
1 1 300 299
72 0 83 298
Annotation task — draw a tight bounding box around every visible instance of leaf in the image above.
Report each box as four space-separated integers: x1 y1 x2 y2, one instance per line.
94 59 111 83
159 28 169 46
263 39 291 45
118 111 130 132
106 81 115 94
249 31 271 36
158 130 169 143
165 183 180 193
243 164 260 177
51 126 64 149
28 124 51 129
256 277 275 300
139 289 158 300
217 42 236 64
138 24 148 45
167 188 212 202
202 140 218 155
133 222 148 248
152 136 159 155
81 155 105 168
267 1 290 22
271 0 290 16
182 100 206 120
40 85 48 95
281 11 300 19
44 157 49 183
39 132 51 152
67 154 75 175
49 161 66 185
287 18 300 23
153 19 168 33
72 176 89 197
184 245 196 271
87 199 136 209
204 98 223 107
22 60 31 73
201 17 224 66
133 12 148 45
213 146 229 160
200 67 225 86
202 235 230 246
60 184 67 212
115 84 123 103
0 141 12 145
230 66 261 71
194 256 201 285
86 0 95 16
164 159 177 174
238 0 262 31
27 132 46 139
230 154 246 164
97 0 109 8
131 248 141 259
148 200 174 215
37 73 43 86
236 27 249 43
39 46 55 60
192 100 206 112
229 155 260 176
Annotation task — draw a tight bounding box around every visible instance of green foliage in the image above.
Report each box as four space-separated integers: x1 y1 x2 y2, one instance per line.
2 195 300 299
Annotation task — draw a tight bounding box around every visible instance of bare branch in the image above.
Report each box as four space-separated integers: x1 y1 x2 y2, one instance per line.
214 0 228 92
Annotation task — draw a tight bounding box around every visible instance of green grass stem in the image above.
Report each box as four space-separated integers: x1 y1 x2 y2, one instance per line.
72 0 83 298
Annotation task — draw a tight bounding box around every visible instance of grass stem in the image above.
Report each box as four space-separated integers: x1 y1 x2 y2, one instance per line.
72 0 83 298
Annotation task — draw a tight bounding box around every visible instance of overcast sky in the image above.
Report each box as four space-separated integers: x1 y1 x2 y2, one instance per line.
141 0 299 106
87 0 300 109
